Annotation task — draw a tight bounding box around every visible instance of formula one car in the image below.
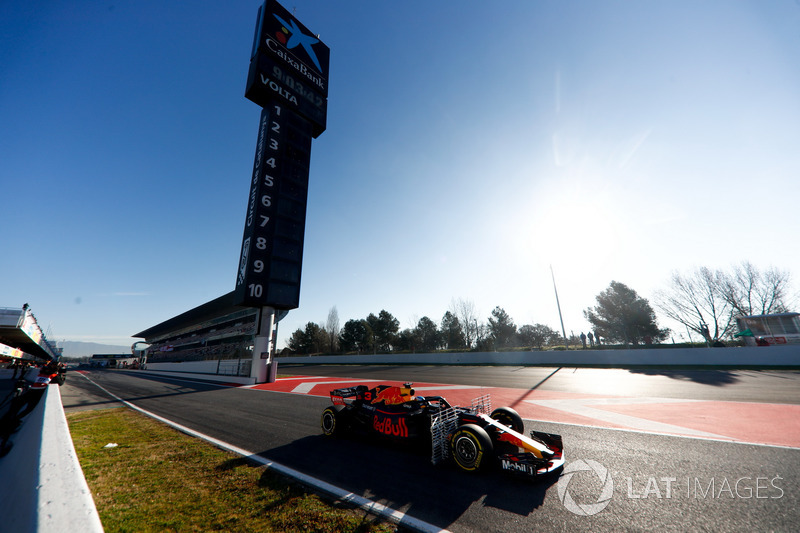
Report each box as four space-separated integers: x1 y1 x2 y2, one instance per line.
320 382 564 479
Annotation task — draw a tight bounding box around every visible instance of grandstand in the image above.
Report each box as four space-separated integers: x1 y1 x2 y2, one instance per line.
132 291 272 372
0 305 60 362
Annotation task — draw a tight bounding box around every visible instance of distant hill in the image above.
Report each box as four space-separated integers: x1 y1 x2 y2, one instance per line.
59 341 131 359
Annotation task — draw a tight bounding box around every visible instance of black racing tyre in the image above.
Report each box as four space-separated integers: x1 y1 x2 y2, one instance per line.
490 406 524 433
321 406 343 437
450 424 493 472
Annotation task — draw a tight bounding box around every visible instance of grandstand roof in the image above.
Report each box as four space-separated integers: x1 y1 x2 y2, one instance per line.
132 291 246 341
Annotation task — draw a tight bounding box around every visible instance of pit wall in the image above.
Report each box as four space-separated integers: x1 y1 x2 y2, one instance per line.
0 373 103 533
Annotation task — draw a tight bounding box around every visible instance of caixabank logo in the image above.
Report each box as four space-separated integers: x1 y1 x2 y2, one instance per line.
255 0 330 96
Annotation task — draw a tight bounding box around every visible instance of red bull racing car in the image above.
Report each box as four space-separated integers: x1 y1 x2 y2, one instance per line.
320 382 564 479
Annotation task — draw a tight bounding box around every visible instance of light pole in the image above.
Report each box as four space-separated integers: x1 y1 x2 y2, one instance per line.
551 265 569 350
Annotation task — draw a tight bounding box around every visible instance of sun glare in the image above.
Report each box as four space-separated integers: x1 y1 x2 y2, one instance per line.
526 188 623 267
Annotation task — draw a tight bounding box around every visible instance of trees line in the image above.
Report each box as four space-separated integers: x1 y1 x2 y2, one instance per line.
285 261 796 355
286 304 564 355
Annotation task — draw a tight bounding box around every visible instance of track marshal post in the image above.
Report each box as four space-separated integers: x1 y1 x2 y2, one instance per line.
233 1 330 383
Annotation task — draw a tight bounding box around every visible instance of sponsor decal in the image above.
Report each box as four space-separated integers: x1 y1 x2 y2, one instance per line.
237 237 251 286
370 386 414 405
501 458 533 475
272 13 323 72
265 38 325 92
253 1 329 95
373 413 409 438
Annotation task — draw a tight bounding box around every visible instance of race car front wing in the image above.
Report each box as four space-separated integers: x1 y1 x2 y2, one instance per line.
430 396 565 477
498 431 565 478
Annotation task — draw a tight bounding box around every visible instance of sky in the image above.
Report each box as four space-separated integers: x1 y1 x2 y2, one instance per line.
2 0 799 351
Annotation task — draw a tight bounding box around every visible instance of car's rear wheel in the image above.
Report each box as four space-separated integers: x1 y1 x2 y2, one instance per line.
450 424 493 472
490 407 524 433
321 406 343 436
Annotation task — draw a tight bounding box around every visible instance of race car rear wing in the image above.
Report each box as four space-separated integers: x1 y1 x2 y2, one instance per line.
330 385 369 405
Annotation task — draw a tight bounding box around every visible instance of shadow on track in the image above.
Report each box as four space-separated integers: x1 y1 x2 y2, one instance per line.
506 367 562 410
67 370 233 408
238 431 559 531
626 368 740 386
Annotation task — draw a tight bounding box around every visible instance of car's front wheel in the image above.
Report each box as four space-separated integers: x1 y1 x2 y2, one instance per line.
490 406 524 433
450 424 493 472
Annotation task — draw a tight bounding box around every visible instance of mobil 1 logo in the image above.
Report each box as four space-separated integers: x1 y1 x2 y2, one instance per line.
234 102 312 309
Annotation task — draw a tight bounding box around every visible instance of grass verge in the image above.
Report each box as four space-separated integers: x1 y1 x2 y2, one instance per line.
66 408 399 533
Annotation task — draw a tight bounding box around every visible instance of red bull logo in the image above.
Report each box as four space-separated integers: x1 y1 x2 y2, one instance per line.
372 413 409 438
370 385 413 405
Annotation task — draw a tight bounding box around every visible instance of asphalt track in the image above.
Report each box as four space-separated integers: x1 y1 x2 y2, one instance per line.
62 366 800 532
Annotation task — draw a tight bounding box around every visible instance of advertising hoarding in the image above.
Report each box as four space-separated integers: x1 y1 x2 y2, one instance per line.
245 0 329 137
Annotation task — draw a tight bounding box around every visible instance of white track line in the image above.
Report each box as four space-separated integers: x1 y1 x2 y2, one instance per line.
75 373 450 533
